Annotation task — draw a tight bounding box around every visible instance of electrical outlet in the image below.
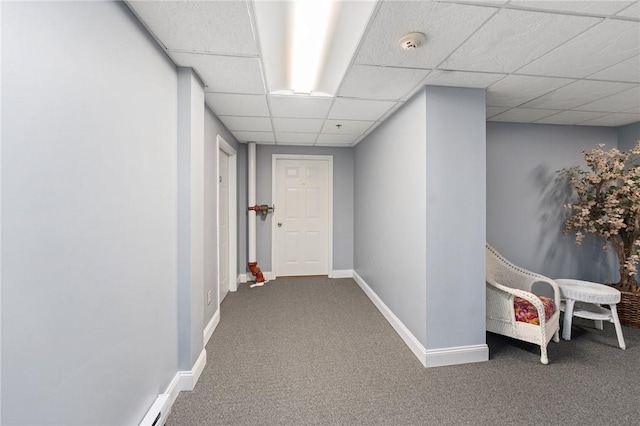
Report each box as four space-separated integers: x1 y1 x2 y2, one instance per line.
207 290 211 305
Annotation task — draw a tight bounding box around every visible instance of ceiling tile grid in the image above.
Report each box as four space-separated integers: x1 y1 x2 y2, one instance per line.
170 52 265 94
517 19 640 78
442 9 601 73
338 65 430 101
128 1 258 55
128 0 640 146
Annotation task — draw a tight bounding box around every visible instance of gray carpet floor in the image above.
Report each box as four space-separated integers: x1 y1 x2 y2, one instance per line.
167 277 640 425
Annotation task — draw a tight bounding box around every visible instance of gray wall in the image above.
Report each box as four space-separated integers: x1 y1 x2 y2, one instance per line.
2 2 179 424
203 107 240 325
424 86 486 350
486 122 619 283
241 145 354 273
617 121 640 151
354 90 428 346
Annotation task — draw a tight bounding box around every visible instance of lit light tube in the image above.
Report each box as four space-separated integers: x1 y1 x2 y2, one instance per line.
289 0 336 94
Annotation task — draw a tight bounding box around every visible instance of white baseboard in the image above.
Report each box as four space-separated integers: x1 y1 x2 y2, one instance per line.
329 269 353 278
203 309 220 346
179 348 207 391
140 348 206 426
353 271 428 367
353 271 488 368
425 345 488 368
238 273 247 284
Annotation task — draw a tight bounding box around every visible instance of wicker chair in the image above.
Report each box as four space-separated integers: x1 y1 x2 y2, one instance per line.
486 244 561 364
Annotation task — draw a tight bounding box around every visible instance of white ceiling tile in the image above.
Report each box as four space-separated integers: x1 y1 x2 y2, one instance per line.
232 131 275 143
170 52 264 94
275 133 317 144
487 75 575 107
443 9 600 73
588 55 640 83
573 86 640 112
489 108 560 122
218 116 272 132
579 112 640 126
521 80 636 109
514 1 634 15
269 96 333 118
205 93 269 117
128 1 257 55
424 70 506 89
338 65 430 101
329 99 397 121
316 134 356 145
519 20 640 78
534 110 609 125
617 2 640 18
487 106 510 118
321 120 375 135
355 1 496 68
272 118 324 133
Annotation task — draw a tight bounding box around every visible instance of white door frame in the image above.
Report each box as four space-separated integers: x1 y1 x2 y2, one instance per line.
216 135 237 308
271 154 333 278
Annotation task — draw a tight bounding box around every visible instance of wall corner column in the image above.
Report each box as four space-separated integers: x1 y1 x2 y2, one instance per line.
177 67 205 371
424 85 488 366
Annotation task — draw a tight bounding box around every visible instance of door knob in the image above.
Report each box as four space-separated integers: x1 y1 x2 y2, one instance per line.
277 222 283 227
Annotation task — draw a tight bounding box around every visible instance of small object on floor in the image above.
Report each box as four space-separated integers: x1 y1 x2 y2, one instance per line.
250 280 268 288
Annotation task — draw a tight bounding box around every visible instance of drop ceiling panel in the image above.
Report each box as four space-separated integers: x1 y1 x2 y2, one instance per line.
579 112 640 126
534 110 608 125
355 1 496 68
269 96 333 118
328 98 397 121
489 108 560 122
617 2 640 18
275 133 317 144
514 1 633 15
128 1 257 55
588 55 640 83
487 75 575 107
321 120 375 135
423 70 505 90
338 65 430 101
170 52 264 94
232 131 275 143
205 93 269 117
521 80 636 109
443 10 600 73
518 20 640 78
573 86 640 112
218 116 272 132
272 118 324 133
316 134 356 145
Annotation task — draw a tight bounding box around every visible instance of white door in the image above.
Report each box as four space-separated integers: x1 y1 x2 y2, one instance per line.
275 158 329 276
219 149 230 302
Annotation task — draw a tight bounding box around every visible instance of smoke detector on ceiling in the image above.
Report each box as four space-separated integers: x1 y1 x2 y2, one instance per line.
398 32 426 50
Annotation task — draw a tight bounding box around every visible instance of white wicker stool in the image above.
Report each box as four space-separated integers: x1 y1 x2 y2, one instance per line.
555 279 625 350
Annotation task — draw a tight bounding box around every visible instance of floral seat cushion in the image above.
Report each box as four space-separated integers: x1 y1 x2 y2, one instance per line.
514 296 555 325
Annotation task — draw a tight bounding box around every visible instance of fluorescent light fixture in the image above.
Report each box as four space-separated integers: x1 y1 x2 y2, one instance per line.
289 0 337 94
252 0 378 97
